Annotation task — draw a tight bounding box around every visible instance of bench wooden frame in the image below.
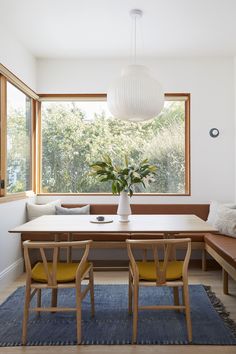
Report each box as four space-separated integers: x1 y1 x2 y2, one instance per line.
15 203 236 294
20 203 211 270
205 243 236 294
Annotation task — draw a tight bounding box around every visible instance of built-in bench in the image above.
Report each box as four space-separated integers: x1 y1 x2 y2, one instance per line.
64 204 209 263
21 203 236 294
205 233 236 294
21 204 209 268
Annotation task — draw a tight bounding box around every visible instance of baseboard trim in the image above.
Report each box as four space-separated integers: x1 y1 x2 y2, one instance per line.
0 258 23 289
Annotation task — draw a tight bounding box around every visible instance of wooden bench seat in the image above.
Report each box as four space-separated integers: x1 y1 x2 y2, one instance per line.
127 231 204 241
21 204 209 269
205 233 236 294
205 233 236 268
21 203 236 293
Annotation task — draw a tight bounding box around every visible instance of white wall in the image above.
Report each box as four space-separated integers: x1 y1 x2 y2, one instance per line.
234 58 236 203
0 26 37 289
0 56 234 285
37 57 235 204
0 197 36 290
0 25 37 90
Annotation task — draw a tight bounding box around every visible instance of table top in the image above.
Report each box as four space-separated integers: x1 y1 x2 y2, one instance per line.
9 214 217 234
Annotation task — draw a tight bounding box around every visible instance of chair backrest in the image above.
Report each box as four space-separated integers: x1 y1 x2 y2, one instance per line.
23 240 92 286
126 238 191 284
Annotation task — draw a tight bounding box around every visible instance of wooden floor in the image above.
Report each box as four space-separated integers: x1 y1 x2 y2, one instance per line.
0 265 236 354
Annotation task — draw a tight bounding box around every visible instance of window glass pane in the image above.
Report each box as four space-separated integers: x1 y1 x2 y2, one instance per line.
7 82 32 193
41 99 187 194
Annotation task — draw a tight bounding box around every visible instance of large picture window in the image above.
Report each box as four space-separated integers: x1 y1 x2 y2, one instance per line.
6 82 32 193
40 94 190 195
0 65 37 200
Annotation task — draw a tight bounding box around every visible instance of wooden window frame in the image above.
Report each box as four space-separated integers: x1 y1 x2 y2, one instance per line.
0 74 7 198
38 93 190 196
0 64 191 201
0 64 39 202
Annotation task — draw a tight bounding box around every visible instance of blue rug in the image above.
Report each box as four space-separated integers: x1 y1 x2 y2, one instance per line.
0 284 236 346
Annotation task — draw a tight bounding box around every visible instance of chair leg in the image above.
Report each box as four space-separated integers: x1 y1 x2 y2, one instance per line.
37 289 41 307
66 233 72 263
22 283 31 345
202 249 207 271
182 286 185 306
89 267 95 317
223 269 229 295
183 283 192 342
76 286 82 345
51 288 58 311
132 284 139 344
128 270 132 315
173 287 179 308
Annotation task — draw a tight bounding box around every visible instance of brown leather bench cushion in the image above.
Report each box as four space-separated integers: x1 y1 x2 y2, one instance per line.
174 233 205 242
72 233 130 241
130 233 204 242
205 233 236 268
21 232 69 242
62 204 210 220
21 232 130 242
22 232 204 242
63 203 208 242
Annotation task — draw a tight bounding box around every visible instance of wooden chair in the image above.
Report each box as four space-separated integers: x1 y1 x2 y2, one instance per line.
22 240 95 345
126 238 192 344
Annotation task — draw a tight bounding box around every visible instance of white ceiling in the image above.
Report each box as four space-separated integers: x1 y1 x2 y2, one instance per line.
1 0 236 58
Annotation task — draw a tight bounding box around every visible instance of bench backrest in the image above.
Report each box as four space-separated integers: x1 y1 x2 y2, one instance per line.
62 204 210 221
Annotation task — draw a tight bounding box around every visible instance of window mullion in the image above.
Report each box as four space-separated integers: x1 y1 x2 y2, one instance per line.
0 75 7 197
185 96 190 195
31 98 36 193
36 101 42 194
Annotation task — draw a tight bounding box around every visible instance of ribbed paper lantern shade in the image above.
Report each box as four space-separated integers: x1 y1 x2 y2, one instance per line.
107 65 164 122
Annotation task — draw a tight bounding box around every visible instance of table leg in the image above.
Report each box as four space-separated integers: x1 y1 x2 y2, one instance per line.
223 269 229 294
67 233 72 263
173 286 180 310
51 288 58 308
51 233 59 312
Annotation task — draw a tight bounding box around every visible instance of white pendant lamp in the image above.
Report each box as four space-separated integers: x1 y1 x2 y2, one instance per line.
107 9 164 123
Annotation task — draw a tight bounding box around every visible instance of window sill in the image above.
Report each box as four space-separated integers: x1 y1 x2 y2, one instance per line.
37 192 190 197
0 191 35 204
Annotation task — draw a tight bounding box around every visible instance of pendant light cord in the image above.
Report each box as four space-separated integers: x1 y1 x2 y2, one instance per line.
130 9 142 65
134 14 137 64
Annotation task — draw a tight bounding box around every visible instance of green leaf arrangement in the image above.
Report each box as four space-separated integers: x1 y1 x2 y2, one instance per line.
90 155 157 197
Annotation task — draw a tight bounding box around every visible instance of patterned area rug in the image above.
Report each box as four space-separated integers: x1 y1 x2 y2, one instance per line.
0 284 236 346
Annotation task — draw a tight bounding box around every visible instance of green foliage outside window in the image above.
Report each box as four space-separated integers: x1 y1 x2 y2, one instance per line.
41 100 186 193
7 82 32 194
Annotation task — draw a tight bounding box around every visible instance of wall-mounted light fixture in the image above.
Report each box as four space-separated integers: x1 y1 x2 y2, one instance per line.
209 128 219 138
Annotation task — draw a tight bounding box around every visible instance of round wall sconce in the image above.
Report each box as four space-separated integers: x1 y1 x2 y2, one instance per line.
209 128 219 138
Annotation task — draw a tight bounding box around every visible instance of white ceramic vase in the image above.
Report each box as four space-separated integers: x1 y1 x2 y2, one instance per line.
117 191 131 222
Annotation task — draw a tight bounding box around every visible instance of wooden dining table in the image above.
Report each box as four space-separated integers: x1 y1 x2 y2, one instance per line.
9 214 217 252
9 213 218 270
9 214 217 235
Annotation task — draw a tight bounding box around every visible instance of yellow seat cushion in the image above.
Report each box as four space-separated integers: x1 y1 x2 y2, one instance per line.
136 261 184 281
31 262 91 283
